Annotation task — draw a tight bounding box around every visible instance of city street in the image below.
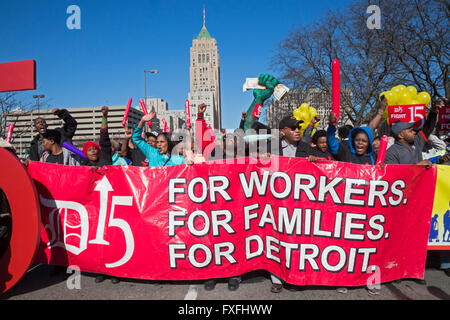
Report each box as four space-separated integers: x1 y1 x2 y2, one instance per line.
2 252 449 301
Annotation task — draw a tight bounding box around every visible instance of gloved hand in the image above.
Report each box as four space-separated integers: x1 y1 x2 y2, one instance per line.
253 74 279 104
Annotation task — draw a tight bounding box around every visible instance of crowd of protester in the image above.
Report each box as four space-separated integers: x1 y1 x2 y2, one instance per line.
1 90 449 295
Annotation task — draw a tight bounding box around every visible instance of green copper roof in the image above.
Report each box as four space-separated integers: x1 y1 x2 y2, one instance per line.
197 25 212 40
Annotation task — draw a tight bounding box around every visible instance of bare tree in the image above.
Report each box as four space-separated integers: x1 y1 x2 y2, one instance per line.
381 0 450 98
272 0 449 127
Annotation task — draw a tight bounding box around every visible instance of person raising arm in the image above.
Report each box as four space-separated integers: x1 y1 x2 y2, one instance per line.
132 112 185 167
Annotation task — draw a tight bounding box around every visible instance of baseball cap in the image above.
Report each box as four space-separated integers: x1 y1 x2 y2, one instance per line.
279 116 304 130
391 121 415 136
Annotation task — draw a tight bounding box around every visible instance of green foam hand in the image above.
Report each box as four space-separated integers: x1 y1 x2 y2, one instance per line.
244 74 279 132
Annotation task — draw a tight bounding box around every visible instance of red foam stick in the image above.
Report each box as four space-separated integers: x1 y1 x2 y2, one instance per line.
122 98 133 127
162 118 169 133
6 123 14 143
185 100 191 128
376 136 389 165
139 99 149 115
139 99 153 127
332 59 340 124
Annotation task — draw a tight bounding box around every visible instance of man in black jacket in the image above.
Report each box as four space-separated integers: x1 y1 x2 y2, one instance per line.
29 108 78 161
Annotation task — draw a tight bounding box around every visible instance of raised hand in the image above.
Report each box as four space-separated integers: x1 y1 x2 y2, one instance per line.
432 97 448 111
141 114 154 123
198 103 207 114
310 115 321 126
124 125 133 140
101 106 109 117
379 95 388 114
244 74 280 132
253 74 280 102
329 112 337 125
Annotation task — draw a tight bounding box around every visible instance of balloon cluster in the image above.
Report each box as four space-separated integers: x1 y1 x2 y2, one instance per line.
379 85 431 122
292 103 319 136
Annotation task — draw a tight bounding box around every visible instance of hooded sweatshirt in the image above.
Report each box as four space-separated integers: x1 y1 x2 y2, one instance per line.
327 125 376 165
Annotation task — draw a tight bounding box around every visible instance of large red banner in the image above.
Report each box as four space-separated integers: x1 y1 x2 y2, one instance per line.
28 157 436 286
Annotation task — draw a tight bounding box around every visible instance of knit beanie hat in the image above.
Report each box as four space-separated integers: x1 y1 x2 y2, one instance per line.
83 141 101 157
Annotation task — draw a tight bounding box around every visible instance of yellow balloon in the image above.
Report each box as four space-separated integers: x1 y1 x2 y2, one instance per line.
382 107 389 119
391 87 402 99
299 103 309 113
381 91 395 106
398 92 411 105
304 114 312 124
406 86 417 97
389 90 400 105
396 85 406 92
299 122 308 136
411 99 419 105
309 107 318 119
297 111 307 122
417 92 431 105
293 108 302 120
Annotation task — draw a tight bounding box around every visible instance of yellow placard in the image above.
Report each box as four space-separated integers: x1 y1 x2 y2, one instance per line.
428 165 450 250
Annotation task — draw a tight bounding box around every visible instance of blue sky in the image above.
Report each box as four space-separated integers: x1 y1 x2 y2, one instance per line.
0 0 353 129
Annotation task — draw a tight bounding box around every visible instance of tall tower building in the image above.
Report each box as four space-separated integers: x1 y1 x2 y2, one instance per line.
188 9 222 130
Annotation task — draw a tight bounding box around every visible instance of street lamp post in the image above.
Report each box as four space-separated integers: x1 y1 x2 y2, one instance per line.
32 94 45 113
144 70 159 106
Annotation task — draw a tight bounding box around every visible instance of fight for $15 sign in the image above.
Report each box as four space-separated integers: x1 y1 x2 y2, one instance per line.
388 104 426 128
